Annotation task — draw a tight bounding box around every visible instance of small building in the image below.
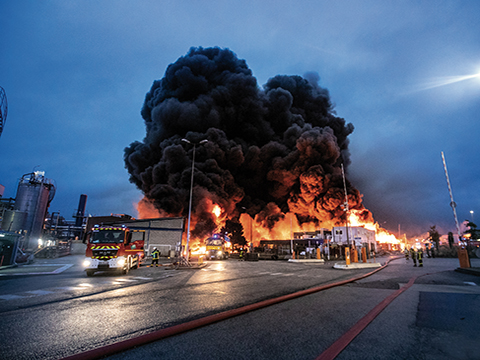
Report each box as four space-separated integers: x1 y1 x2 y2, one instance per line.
332 226 376 251
84 215 185 257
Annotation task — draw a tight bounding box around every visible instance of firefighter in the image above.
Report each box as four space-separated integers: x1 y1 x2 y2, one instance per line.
150 247 160 267
410 247 417 267
404 247 409 261
239 248 244 261
418 247 423 267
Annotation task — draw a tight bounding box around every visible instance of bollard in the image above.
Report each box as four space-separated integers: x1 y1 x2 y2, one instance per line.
316 247 321 260
352 248 358 263
292 251 295 260
458 247 471 268
361 247 367 263
345 247 350 265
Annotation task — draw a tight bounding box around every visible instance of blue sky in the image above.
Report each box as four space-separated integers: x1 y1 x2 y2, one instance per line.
1 0 479 239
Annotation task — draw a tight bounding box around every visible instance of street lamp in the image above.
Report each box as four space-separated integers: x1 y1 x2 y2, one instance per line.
341 164 350 248
182 138 208 262
470 210 474 223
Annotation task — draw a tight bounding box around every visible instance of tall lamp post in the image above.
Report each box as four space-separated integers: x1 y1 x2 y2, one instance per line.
341 164 350 248
182 138 208 262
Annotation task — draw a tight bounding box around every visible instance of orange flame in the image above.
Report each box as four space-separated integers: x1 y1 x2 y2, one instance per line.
136 197 162 219
212 204 222 218
349 210 401 246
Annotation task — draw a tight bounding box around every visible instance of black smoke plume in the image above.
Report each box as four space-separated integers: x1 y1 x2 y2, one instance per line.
124 47 371 238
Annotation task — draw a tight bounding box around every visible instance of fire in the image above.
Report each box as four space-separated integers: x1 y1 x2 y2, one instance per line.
136 197 161 219
191 246 206 256
349 210 401 246
240 212 336 247
212 204 222 218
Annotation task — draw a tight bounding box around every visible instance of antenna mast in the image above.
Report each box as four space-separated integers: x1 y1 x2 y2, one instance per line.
441 152 462 241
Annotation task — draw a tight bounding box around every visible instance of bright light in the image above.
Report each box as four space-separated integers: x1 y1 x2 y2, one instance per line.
191 246 206 256
38 239 43 247
117 257 126 267
212 205 222 218
418 72 480 91
83 260 91 267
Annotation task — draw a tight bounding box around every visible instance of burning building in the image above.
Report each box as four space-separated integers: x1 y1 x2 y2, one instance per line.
124 46 392 247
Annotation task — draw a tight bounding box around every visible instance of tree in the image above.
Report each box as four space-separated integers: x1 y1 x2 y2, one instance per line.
464 221 480 241
447 232 454 248
428 225 440 251
221 219 246 248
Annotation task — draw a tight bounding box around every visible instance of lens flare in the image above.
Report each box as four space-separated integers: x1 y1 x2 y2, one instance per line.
417 72 480 91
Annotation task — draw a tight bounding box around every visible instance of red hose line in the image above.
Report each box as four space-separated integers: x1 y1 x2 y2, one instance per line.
315 274 418 360
62 258 399 360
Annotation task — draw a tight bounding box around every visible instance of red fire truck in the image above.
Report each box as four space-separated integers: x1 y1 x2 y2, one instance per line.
83 225 146 276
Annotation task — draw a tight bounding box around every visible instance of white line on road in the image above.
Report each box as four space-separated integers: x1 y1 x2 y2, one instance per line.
114 278 138 282
24 290 54 296
0 294 26 300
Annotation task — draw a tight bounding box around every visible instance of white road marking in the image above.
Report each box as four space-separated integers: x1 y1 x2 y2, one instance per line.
0 294 26 300
24 290 54 296
464 282 477 286
114 278 138 282
54 286 86 291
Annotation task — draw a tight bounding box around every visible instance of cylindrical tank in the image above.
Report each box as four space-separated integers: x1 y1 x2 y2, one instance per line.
14 172 55 241
1 209 27 232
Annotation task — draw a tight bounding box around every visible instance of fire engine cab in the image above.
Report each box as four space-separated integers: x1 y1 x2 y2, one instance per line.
205 233 231 260
83 225 145 276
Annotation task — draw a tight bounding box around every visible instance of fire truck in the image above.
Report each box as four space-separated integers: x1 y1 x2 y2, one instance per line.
83 225 146 276
205 233 230 260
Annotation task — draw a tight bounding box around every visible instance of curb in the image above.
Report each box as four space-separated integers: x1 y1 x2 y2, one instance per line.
455 267 480 277
288 259 325 264
333 262 382 269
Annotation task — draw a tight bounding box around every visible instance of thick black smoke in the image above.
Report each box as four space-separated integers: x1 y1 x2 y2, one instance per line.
124 47 371 238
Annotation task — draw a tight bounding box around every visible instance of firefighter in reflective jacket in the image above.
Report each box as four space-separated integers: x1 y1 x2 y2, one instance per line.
417 247 423 267
410 247 417 267
150 247 160 267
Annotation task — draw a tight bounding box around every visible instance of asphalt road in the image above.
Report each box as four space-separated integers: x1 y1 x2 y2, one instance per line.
0 254 383 360
1 255 479 360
